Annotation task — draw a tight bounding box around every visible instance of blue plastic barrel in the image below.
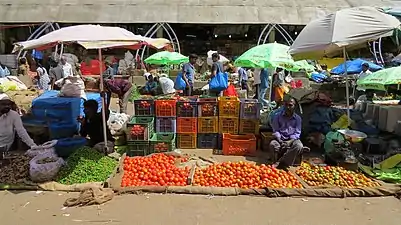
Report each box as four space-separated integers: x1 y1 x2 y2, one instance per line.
49 123 78 140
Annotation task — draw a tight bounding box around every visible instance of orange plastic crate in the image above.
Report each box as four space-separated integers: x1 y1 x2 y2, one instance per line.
177 133 197 149
222 133 257 156
218 96 240 117
219 117 239 134
155 99 177 117
177 117 197 133
198 117 219 133
239 119 260 134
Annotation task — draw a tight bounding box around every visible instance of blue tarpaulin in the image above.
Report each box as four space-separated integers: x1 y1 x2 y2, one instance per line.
330 58 382 75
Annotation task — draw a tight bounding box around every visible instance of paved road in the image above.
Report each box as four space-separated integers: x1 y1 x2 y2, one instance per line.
1 191 400 225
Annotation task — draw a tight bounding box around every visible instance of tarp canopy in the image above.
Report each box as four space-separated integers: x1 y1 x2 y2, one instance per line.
0 0 399 24
13 25 170 52
330 58 382 75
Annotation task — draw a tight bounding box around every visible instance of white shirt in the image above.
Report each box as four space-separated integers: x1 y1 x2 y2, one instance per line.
0 110 35 150
358 70 372 80
253 69 261 85
61 62 73 78
159 77 175 94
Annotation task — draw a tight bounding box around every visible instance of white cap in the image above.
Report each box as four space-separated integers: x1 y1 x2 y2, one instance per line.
0 93 10 101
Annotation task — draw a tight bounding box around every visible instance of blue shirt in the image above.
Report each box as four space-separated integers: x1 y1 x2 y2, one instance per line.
260 69 269 89
272 111 302 141
145 81 157 92
238 67 247 82
182 63 195 86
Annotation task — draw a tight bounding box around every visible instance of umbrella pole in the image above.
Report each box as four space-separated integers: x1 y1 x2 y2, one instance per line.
98 49 109 154
269 68 275 103
343 47 351 126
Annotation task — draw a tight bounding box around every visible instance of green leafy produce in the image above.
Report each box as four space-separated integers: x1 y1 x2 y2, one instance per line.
55 147 118 185
128 85 141 103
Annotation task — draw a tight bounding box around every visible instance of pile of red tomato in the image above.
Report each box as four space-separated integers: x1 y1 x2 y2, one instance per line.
139 101 151 109
193 161 302 189
121 154 189 187
130 125 145 139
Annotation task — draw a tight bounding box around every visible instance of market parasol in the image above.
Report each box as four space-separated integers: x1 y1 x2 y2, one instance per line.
144 51 188 65
234 43 294 69
13 25 171 153
289 6 401 121
357 66 401 91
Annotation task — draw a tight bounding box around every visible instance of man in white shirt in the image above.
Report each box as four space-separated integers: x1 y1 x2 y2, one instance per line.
356 63 372 92
60 56 74 78
253 68 261 99
158 75 175 95
0 94 36 151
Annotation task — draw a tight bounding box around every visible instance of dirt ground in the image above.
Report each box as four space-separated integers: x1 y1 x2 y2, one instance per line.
0 191 400 225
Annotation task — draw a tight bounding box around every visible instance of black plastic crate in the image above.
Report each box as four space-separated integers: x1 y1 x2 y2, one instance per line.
127 140 149 156
197 133 218 149
177 97 198 117
133 99 155 116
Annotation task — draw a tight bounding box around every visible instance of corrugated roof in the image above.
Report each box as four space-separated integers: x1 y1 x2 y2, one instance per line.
0 0 399 24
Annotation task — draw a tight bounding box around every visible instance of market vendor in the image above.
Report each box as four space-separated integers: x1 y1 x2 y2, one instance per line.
269 97 303 168
141 75 158 96
158 75 176 95
78 100 114 148
104 78 133 114
209 53 225 97
181 54 198 96
0 93 37 151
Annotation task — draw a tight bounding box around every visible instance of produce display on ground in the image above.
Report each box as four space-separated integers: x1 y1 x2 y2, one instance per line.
0 153 32 184
193 161 302 188
296 162 381 188
121 154 190 187
56 147 118 185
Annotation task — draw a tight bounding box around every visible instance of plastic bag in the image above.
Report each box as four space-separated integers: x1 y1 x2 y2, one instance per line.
209 72 228 92
0 81 18 92
223 84 238 97
59 76 87 99
93 141 115 154
29 152 65 182
174 72 186 90
323 131 345 154
26 140 58 157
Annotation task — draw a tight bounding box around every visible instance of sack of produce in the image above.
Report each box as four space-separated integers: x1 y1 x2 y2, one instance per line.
29 152 65 183
58 76 87 100
25 140 58 157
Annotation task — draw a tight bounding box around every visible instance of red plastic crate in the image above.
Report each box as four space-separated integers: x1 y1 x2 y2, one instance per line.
177 117 197 133
197 98 218 117
222 133 257 156
155 99 177 117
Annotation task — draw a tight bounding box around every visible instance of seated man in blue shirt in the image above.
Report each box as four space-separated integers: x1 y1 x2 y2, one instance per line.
270 97 303 168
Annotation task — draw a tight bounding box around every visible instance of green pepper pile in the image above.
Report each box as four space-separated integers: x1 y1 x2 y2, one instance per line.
55 147 118 185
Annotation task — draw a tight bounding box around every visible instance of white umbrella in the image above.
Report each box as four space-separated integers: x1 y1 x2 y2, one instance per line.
206 50 230 66
14 25 171 153
289 6 400 121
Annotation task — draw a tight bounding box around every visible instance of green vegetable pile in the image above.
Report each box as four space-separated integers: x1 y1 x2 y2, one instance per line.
55 147 118 185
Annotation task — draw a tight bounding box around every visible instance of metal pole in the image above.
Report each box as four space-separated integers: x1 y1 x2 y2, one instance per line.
98 49 109 154
343 47 350 125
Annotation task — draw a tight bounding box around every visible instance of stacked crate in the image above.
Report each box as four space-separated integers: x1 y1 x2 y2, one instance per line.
197 98 219 149
239 99 260 135
152 99 177 153
176 97 198 149
218 97 240 150
127 98 155 156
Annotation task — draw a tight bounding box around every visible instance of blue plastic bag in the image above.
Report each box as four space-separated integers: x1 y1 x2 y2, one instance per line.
209 72 228 92
174 72 186 90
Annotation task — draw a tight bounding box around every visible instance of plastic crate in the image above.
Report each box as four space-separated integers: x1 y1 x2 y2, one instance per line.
240 99 260 119
177 133 197 149
133 99 154 116
177 117 197 133
197 98 218 117
150 133 176 153
156 117 176 133
126 117 154 141
197 117 218 133
218 96 240 117
155 99 177 117
222 133 257 156
239 119 260 134
177 97 198 117
219 117 239 134
127 140 150 156
197 133 218 149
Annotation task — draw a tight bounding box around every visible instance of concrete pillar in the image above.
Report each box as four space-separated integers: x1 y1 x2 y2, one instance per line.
0 25 5 54
268 27 275 43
